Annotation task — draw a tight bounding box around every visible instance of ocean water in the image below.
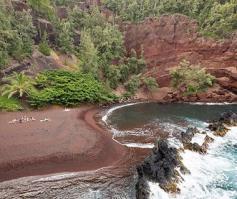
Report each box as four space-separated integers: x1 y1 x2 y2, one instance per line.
106 102 237 199
1 103 236 199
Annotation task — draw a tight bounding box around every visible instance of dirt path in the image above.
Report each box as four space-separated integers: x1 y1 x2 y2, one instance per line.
0 106 127 182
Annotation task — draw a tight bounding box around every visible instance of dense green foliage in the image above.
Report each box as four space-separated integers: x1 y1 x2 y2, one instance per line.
29 70 117 107
0 96 22 111
125 75 141 94
0 6 36 69
70 6 124 69
27 0 54 19
143 77 158 91
0 0 149 109
170 60 215 95
1 72 35 98
103 0 237 38
79 30 99 75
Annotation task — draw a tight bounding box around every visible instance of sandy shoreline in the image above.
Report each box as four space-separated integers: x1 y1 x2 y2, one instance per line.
0 106 127 182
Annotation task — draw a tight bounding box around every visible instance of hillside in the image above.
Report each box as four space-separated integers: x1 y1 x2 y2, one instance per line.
0 0 237 110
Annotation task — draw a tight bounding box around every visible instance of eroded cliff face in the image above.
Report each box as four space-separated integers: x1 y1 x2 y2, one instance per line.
122 14 237 101
122 14 237 73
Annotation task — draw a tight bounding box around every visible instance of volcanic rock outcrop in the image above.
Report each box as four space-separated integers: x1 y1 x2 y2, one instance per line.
209 111 237 136
136 139 183 199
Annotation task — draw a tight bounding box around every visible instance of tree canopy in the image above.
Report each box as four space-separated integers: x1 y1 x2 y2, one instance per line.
103 0 237 38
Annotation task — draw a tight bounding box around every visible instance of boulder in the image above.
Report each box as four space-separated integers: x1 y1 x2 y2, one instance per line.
181 127 200 144
201 135 214 152
184 142 205 154
136 139 182 196
136 177 150 199
219 111 237 126
209 111 237 136
208 122 228 137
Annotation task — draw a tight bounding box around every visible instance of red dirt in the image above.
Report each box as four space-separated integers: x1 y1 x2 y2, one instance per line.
0 106 127 182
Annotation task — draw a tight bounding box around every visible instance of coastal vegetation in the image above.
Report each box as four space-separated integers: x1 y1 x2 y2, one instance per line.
170 60 215 95
1 70 117 108
1 72 35 99
0 96 22 111
29 70 117 107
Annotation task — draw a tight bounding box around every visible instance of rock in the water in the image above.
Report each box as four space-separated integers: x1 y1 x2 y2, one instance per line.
181 127 200 144
136 177 150 199
209 122 228 137
136 139 182 197
219 111 237 126
208 111 237 136
184 142 205 153
201 135 214 152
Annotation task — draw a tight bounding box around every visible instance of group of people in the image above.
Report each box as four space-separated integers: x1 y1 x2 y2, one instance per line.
8 116 51 124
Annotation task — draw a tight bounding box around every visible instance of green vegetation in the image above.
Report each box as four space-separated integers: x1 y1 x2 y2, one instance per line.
0 1 150 111
143 77 158 91
1 72 35 99
27 0 54 19
79 30 99 75
39 33 51 56
56 20 74 54
103 0 237 38
0 7 36 69
125 75 141 94
28 70 117 107
170 60 215 95
0 96 22 111
70 6 124 73
0 0 226 111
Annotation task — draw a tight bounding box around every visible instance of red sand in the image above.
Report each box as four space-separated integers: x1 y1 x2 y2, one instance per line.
0 106 127 182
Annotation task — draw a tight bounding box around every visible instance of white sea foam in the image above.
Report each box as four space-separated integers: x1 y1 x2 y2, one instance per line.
124 143 154 148
149 181 171 199
149 127 237 199
102 102 145 124
188 102 237 105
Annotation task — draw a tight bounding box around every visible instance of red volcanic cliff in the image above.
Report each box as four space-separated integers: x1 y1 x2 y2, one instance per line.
121 14 237 101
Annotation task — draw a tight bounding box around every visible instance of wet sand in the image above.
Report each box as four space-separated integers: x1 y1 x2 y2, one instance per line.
0 106 127 182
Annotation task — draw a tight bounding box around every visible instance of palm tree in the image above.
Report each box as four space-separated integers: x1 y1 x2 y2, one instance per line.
1 72 34 99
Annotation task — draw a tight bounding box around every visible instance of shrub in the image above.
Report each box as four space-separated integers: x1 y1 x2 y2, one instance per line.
106 65 121 89
125 75 141 94
0 96 22 111
29 70 117 107
1 72 35 99
143 77 158 91
119 64 130 83
170 60 215 95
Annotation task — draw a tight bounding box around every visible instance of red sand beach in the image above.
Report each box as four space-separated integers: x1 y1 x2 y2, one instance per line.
0 106 127 182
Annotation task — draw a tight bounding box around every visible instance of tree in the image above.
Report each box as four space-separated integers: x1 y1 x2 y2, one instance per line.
39 32 51 56
57 20 74 54
0 5 36 68
78 30 99 76
10 10 36 60
103 0 237 38
1 72 34 98
170 60 215 95
27 0 54 19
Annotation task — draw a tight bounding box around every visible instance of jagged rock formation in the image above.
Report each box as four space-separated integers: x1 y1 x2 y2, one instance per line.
209 111 237 136
136 140 183 198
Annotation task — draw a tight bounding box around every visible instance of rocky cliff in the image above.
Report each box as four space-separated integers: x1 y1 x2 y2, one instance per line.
122 14 237 102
